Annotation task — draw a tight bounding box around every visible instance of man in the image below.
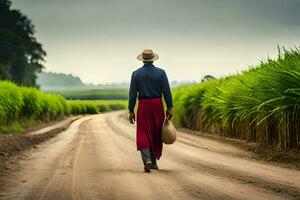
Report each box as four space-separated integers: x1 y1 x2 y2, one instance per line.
128 49 173 173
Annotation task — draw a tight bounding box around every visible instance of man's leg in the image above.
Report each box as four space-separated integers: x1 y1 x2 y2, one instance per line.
150 149 159 169
140 148 152 172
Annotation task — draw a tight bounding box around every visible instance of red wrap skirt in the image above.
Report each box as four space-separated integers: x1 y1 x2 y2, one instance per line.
136 98 164 159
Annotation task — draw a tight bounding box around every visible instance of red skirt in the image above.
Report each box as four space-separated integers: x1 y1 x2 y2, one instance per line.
136 98 164 159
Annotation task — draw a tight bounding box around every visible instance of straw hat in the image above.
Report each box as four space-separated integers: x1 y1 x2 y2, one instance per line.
161 118 177 144
137 49 159 61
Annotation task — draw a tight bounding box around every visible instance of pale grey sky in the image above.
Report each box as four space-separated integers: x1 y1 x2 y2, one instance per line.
12 0 300 84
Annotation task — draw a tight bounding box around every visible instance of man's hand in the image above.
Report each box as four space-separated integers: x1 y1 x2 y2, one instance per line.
129 112 135 124
166 108 173 120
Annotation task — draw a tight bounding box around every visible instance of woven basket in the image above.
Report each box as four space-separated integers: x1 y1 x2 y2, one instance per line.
161 118 177 144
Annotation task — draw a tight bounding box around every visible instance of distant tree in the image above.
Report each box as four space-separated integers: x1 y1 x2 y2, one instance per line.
201 75 216 82
36 72 86 90
0 0 46 86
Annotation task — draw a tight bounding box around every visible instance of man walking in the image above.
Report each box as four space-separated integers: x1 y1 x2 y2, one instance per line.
128 49 173 173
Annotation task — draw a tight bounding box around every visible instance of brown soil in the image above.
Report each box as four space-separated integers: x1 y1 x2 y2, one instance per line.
0 116 81 175
0 116 81 156
0 111 299 200
181 128 300 170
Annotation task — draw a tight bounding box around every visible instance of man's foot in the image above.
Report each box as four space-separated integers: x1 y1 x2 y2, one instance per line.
151 165 159 170
144 161 152 173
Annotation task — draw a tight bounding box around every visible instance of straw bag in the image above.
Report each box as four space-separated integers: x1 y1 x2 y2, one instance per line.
161 118 177 144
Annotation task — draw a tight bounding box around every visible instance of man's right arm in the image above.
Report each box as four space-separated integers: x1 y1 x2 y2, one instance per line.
128 71 137 113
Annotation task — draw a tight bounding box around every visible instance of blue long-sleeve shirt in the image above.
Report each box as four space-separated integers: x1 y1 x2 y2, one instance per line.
128 63 173 112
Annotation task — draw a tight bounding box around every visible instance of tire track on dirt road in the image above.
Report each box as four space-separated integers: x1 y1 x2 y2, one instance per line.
106 111 300 200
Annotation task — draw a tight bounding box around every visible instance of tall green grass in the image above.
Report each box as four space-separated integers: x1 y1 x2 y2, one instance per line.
53 88 128 100
0 81 127 133
68 100 127 114
173 48 300 149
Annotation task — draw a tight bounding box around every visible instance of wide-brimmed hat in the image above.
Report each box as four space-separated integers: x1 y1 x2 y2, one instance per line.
137 49 159 62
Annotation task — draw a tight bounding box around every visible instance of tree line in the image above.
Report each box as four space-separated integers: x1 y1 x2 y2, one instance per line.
0 0 46 86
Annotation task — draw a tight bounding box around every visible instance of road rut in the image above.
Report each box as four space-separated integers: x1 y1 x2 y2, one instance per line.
1 111 299 200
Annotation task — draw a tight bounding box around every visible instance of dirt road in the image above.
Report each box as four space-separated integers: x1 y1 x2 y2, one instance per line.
1 111 300 200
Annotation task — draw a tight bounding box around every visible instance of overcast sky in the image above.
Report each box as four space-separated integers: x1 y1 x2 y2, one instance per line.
12 0 300 84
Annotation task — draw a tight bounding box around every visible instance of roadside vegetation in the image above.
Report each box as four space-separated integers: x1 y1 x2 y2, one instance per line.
0 81 127 134
68 100 127 114
53 88 128 100
173 48 300 149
